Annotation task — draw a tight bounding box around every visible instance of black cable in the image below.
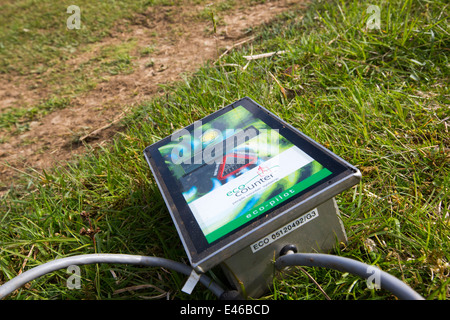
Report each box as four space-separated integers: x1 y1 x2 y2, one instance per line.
275 253 425 300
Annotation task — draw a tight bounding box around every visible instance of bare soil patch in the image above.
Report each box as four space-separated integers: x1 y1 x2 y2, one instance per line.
0 0 306 191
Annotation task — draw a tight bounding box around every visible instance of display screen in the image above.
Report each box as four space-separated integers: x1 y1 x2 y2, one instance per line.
157 105 332 244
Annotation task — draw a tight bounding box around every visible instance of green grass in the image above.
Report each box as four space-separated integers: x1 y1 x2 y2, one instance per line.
0 0 153 75
0 0 250 133
0 0 153 132
1 0 449 300
0 96 70 131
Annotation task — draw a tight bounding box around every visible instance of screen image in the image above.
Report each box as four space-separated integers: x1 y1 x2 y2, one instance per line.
158 106 332 243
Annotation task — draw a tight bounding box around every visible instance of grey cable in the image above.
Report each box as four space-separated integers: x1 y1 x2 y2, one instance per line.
275 253 425 300
0 253 224 299
1 252 425 300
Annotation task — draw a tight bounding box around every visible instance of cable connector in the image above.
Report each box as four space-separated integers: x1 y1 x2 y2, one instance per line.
279 244 298 256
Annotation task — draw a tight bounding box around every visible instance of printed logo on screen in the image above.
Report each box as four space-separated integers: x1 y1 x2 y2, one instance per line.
225 165 279 197
217 153 258 180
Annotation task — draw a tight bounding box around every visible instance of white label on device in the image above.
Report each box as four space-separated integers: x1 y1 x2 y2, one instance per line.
250 208 319 253
181 269 201 294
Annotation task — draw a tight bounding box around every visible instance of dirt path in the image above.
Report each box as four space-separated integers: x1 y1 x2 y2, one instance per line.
0 0 306 191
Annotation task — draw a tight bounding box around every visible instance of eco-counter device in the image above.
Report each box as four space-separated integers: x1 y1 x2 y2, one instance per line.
143 97 361 298
0 97 425 301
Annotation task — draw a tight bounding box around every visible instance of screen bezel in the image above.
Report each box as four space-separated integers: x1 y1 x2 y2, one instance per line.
144 97 360 271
